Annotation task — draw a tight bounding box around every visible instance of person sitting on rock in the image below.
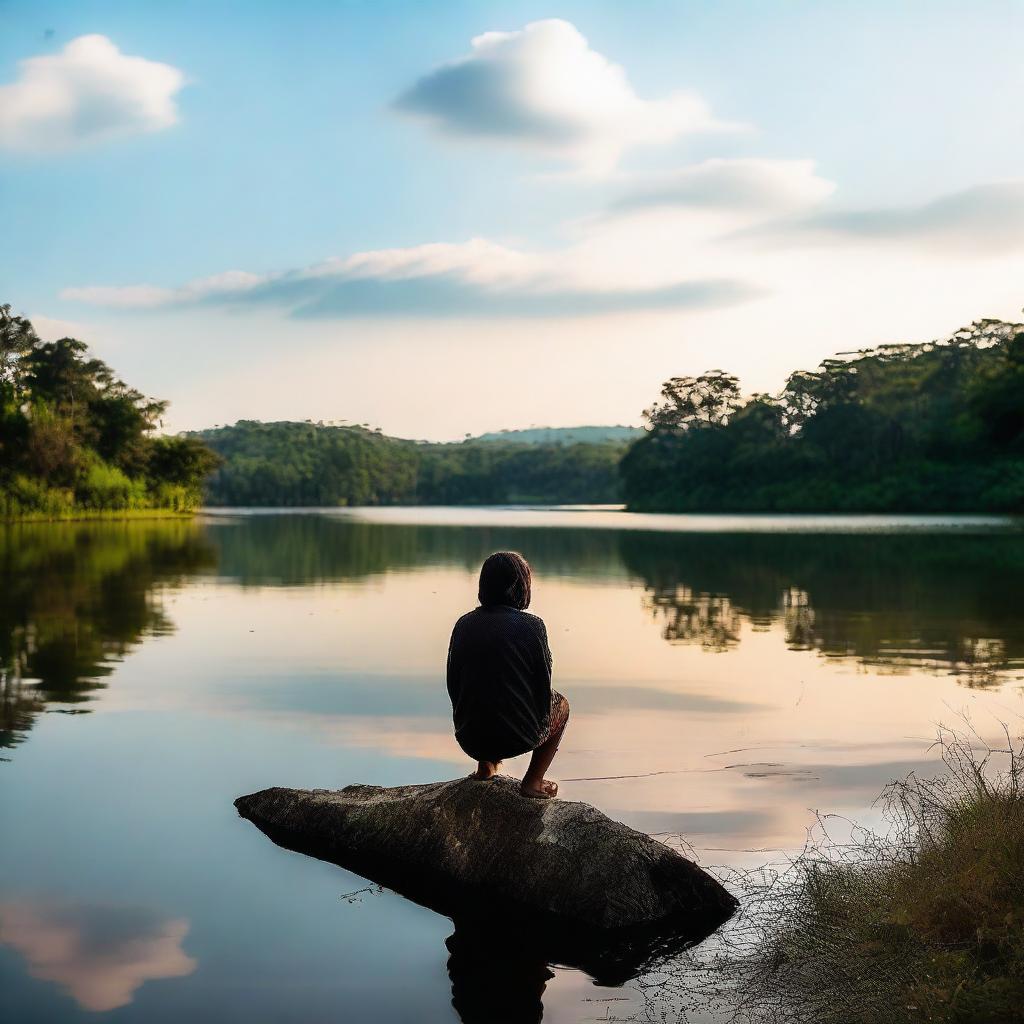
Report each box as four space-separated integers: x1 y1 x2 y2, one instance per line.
446 550 569 800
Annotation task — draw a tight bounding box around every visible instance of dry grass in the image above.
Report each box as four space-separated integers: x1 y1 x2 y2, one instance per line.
719 724 1024 1024
638 723 1024 1024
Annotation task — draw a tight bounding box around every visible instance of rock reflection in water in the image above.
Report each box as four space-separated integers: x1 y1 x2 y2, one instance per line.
444 911 722 1024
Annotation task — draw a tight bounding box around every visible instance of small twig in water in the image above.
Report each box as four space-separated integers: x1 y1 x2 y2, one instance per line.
338 885 382 903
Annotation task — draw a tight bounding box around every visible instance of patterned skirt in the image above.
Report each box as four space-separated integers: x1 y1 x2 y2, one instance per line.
536 689 570 747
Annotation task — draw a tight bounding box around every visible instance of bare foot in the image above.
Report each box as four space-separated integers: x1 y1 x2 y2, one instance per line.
472 760 502 780
520 778 558 799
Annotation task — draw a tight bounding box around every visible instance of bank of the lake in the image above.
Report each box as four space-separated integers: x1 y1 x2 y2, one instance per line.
718 729 1024 1024
0 306 218 521
1 506 198 523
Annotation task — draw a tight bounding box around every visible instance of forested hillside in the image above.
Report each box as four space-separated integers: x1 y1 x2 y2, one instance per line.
474 425 641 445
193 420 625 506
14 293 1020 516
622 318 1024 512
0 306 218 518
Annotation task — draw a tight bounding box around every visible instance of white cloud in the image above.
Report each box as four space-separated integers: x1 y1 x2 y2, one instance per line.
0 34 185 152
60 171 1024 325
609 159 836 217
61 238 755 318
394 19 733 172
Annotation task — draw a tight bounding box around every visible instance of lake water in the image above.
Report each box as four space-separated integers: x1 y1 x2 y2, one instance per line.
2 507 1023 1023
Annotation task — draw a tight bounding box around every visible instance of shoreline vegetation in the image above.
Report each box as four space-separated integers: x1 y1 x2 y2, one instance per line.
0 306 218 521
6 304 1024 517
710 726 1024 1024
191 313 1024 515
1 507 197 523
624 317 1024 514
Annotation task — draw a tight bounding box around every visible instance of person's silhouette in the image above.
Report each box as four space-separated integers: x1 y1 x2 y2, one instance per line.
445 919 555 1024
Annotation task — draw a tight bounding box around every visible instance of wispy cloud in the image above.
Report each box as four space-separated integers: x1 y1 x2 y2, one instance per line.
0 35 185 152
754 181 1024 254
61 172 1024 327
61 238 757 318
394 19 735 173
608 159 836 217
63 271 264 310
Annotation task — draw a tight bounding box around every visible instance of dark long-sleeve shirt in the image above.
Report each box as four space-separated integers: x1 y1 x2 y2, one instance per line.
446 605 553 762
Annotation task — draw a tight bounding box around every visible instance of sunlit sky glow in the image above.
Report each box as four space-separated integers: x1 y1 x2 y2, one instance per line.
4 1 1024 439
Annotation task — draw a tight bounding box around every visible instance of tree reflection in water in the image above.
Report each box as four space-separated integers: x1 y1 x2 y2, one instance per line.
209 514 1024 683
621 530 1024 684
5 515 1021 755
0 521 216 749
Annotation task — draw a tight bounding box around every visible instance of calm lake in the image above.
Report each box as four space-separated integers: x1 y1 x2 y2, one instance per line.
3 507 1023 1023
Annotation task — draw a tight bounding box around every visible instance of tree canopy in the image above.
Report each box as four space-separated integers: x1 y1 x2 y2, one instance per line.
622 318 1024 512
0 305 219 518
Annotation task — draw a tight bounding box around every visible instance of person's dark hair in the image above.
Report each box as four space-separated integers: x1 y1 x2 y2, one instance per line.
478 551 532 609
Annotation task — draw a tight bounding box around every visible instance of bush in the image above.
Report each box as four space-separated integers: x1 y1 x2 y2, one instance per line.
0 475 75 517
75 459 149 510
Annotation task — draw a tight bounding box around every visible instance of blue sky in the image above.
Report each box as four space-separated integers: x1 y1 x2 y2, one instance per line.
3 1 1024 437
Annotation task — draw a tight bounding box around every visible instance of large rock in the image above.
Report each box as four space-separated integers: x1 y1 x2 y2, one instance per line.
235 776 736 983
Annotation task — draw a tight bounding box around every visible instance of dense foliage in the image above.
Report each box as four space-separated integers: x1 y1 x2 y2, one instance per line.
622 318 1024 512
193 420 625 506
474 425 641 445
0 306 219 518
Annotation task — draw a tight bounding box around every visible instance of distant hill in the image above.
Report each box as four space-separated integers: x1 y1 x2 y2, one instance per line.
473 425 642 446
187 420 629 506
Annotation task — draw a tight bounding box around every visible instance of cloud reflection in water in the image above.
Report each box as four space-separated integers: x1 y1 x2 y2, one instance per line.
0 898 196 1011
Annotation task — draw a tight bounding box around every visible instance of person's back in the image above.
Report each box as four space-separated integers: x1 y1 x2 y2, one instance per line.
447 604 551 763
446 551 569 800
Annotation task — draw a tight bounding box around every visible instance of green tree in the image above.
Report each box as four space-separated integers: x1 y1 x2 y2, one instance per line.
0 306 217 518
644 370 741 432
623 316 1024 513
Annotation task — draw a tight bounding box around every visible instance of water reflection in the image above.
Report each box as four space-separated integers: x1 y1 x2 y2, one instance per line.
211 514 1024 683
445 923 553 1024
6 515 1020 751
207 513 629 586
445 905 725 1023
0 522 216 748
620 531 1024 683
4 510 1024 1022
0 898 196 1011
